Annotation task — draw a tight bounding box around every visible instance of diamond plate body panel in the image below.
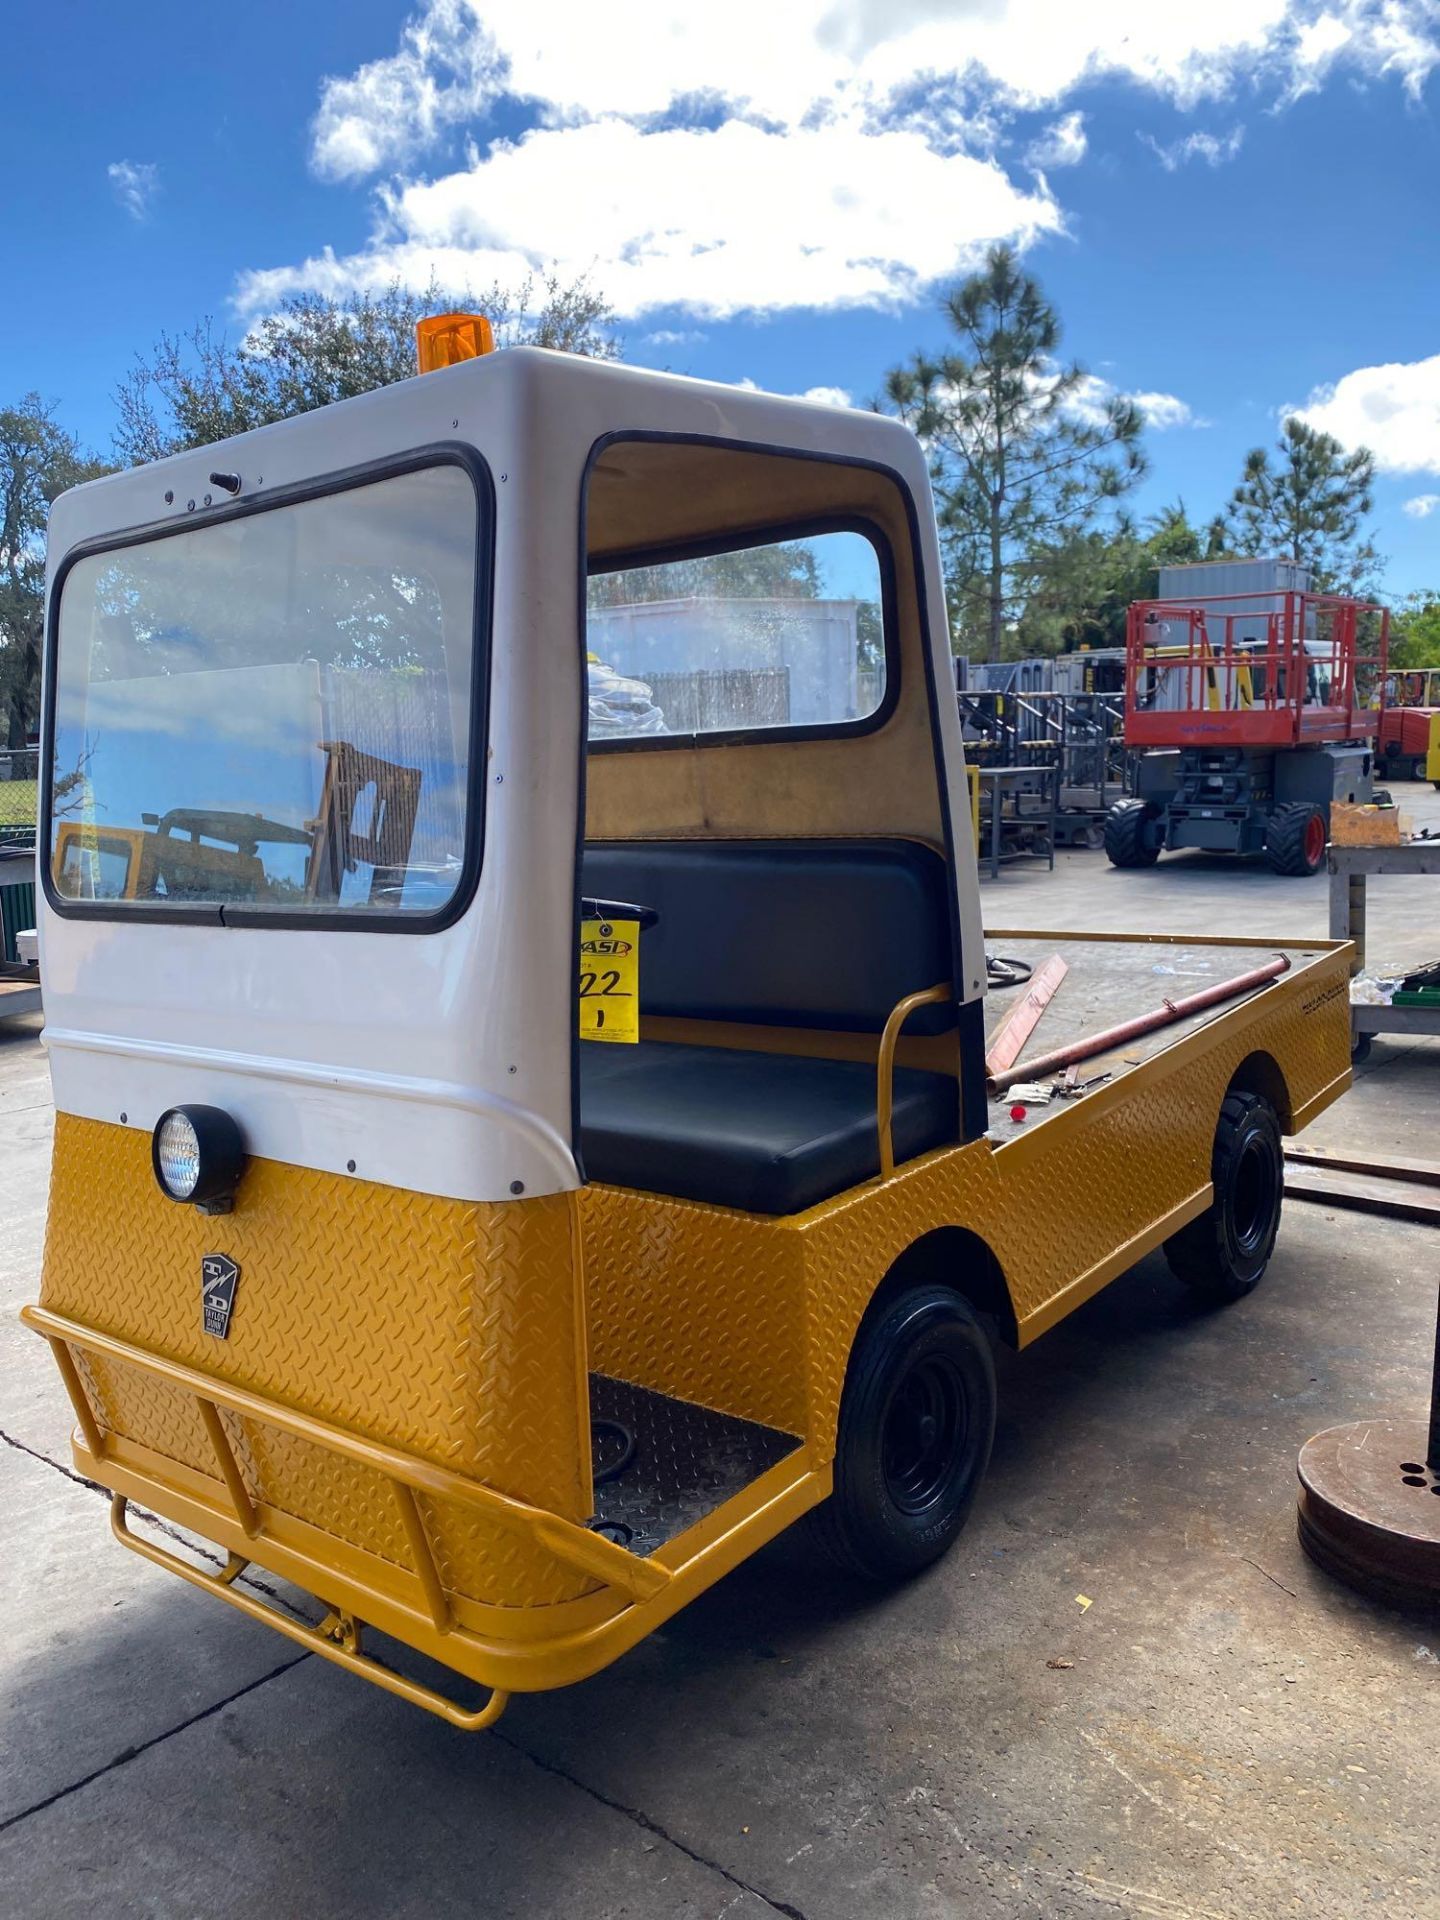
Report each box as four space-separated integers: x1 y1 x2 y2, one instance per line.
589 1374 798 1556
77 1350 212 1472
581 1188 810 1434
578 950 1352 1458
41 1115 591 1607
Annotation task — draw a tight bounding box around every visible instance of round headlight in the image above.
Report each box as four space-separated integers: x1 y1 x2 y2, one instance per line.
151 1105 247 1210
155 1111 202 1198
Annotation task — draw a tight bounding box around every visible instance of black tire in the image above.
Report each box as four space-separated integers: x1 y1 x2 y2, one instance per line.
1411 757 1428 783
1165 1092 1284 1304
1104 799 1160 869
807 1285 996 1581
1351 1031 1373 1064
1265 802 1326 877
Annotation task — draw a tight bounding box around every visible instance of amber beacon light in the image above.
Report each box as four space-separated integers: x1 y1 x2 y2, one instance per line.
415 311 496 374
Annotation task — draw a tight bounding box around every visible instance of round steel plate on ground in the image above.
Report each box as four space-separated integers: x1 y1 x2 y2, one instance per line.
1297 1418 1440 1611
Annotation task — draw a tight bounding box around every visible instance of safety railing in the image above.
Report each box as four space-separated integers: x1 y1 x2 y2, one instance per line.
1124 592 1390 750
23 1302 673 1728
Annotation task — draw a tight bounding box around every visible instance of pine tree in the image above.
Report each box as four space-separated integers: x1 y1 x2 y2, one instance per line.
885 245 1146 661
1221 417 1377 593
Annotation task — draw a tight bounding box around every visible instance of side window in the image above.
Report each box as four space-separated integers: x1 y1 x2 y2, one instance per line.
586 528 886 743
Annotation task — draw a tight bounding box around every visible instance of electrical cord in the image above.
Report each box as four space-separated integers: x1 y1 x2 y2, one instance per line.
986 954 1034 990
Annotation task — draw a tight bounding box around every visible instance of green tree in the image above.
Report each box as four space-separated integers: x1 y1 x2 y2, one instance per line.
0 396 108 748
1388 592 1440 670
1020 501 1213 655
884 244 1147 662
1220 416 1378 593
115 273 620 464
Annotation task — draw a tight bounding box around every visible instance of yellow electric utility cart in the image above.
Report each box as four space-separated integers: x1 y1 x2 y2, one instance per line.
26 322 1354 1728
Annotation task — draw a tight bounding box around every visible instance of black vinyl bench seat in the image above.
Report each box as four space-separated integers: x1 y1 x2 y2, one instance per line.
579 839 958 1215
580 1039 955 1214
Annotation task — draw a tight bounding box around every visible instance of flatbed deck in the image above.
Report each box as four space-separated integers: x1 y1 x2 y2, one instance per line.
981 930 1334 1143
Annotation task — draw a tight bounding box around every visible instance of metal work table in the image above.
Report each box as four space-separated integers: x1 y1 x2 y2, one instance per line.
1328 839 1440 1052
973 765 1057 881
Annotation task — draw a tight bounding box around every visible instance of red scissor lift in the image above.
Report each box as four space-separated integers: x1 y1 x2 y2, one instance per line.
1105 587 1390 877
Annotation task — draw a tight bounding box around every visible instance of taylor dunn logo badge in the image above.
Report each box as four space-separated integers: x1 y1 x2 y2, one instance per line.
201 1254 240 1339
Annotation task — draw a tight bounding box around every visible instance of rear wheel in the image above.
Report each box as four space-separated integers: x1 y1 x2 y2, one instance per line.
808 1285 996 1580
1165 1091 1284 1304
1104 798 1161 869
1266 802 1326 877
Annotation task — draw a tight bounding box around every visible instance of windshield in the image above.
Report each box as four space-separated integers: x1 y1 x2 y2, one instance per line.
48 461 481 919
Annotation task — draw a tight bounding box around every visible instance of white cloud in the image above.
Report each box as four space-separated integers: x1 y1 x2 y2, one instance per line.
736 377 854 406
1064 371 1204 431
1291 354 1440 473
1138 124 1246 170
1288 2 1440 99
241 119 1062 321
1403 492 1440 517
644 328 706 347
252 2 1440 323
306 1 1358 169
1130 390 1208 430
308 1 1440 182
1026 111 1088 169
312 0 503 181
107 160 159 221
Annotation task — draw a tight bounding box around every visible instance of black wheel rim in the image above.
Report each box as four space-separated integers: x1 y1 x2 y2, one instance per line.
1232 1134 1277 1253
882 1355 968 1515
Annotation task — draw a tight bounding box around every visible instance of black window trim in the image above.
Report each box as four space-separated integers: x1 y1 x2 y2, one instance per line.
40 441 495 935
585 508 900 756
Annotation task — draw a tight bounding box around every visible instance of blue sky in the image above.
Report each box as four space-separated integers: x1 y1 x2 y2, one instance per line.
5 2 1439 593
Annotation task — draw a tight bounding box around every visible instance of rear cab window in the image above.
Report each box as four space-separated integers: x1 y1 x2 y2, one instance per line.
586 527 888 745
47 458 484 925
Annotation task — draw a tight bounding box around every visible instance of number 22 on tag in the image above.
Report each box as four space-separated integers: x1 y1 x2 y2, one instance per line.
578 919 640 1043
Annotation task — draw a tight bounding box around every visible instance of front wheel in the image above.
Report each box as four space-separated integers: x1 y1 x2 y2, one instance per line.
807 1285 996 1580
1266 802 1326 877
1165 1091 1284 1304
1104 798 1161 869
1411 756 1428 783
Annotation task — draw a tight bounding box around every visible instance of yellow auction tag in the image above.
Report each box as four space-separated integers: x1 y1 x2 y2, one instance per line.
579 918 640 1043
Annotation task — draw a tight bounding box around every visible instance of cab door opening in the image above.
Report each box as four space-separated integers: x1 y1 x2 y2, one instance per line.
572 434 979 1559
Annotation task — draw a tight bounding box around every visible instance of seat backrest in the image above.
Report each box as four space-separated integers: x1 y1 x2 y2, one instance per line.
581 839 954 1035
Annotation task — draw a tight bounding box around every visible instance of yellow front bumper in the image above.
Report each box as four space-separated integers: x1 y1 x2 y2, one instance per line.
24 1301 825 1724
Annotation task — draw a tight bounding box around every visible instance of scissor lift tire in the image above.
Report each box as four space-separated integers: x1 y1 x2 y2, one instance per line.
1265 802 1326 877
1103 799 1160 869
